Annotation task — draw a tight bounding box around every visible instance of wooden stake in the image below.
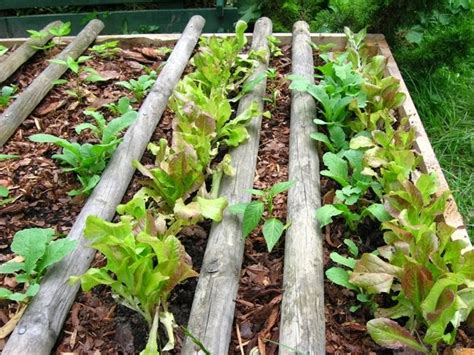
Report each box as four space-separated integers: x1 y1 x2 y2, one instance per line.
1 15 205 355
0 19 104 147
0 21 63 84
279 21 325 354
181 17 272 355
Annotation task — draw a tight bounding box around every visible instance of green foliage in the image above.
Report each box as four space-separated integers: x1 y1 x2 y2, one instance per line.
229 181 294 252
0 45 8 56
0 154 19 206
48 21 71 38
90 40 120 58
0 85 17 107
325 240 378 312
48 55 107 82
28 22 71 50
49 55 91 74
117 72 157 101
311 28 474 352
0 228 76 303
71 214 197 352
29 110 137 196
104 96 134 115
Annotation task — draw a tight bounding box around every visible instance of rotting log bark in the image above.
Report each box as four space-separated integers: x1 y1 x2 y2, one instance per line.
0 19 104 147
377 39 472 251
279 21 325 354
181 17 272 355
0 21 63 83
1 15 206 355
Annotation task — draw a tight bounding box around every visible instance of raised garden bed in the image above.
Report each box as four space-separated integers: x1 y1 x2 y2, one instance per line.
0 16 472 355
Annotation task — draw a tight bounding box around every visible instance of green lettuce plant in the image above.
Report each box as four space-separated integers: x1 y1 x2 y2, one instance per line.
29 110 137 196
0 85 17 107
0 228 76 302
71 211 196 354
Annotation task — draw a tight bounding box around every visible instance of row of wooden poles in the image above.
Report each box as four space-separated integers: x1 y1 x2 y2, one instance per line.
0 16 325 354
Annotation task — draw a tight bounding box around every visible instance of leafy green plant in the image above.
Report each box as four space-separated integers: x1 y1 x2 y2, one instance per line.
229 181 294 252
71 212 197 353
267 35 283 57
48 21 71 45
0 44 8 56
49 55 91 74
29 110 137 196
104 96 134 115
0 85 17 107
27 29 48 40
0 154 19 206
0 228 76 302
325 238 377 312
90 40 120 58
311 27 474 353
117 72 157 102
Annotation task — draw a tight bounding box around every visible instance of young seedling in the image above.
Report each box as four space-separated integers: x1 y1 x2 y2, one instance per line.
0 154 19 206
49 55 91 74
0 44 8 56
325 238 377 313
48 21 71 45
267 35 283 57
104 96 134 115
117 72 157 101
0 85 17 107
29 109 137 196
229 180 294 252
90 40 120 58
0 228 76 303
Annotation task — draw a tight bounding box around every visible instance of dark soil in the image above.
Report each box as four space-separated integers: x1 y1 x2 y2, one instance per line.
229 45 292 354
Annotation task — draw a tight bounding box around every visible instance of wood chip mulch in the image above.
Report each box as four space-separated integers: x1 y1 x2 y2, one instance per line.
230 45 291 355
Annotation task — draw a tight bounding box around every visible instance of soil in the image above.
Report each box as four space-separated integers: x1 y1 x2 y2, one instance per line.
229 45 292 354
0 43 170 352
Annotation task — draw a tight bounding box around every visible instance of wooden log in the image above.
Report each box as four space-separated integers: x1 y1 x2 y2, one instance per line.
1 15 206 355
377 38 472 251
0 21 63 83
181 17 272 355
279 21 325 354
0 19 104 147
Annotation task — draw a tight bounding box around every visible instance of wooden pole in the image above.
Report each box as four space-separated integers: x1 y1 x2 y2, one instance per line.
181 17 272 355
279 21 325 354
1 15 205 355
0 19 104 147
0 21 63 84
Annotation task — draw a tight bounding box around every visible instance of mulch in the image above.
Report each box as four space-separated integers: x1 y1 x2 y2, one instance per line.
229 45 291 355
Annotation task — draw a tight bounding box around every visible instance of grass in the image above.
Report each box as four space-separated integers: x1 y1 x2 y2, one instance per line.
401 64 474 239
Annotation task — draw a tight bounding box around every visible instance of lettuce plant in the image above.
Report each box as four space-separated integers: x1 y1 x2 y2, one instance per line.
29 110 137 196
0 228 76 303
117 72 157 102
311 27 474 353
0 85 17 107
0 154 19 206
71 211 196 353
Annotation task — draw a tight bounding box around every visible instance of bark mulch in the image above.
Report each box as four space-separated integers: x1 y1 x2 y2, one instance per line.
230 45 291 355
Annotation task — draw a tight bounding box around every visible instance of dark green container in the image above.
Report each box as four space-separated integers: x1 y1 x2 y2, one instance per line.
0 0 239 37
